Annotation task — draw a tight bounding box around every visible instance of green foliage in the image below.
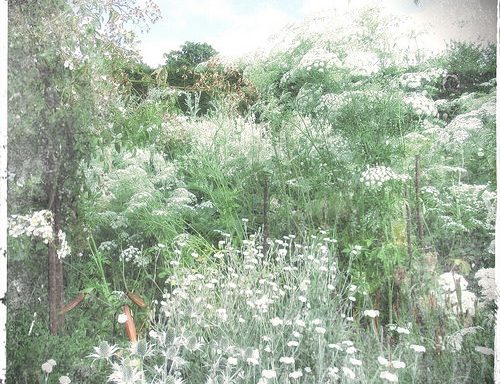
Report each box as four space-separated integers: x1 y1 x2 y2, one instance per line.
7 3 496 383
164 41 218 87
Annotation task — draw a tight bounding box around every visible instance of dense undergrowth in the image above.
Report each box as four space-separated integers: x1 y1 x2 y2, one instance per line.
7 3 496 384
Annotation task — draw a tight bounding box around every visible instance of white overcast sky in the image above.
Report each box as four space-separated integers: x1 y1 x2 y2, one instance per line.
136 0 497 68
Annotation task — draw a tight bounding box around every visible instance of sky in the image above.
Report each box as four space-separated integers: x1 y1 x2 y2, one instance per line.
135 0 496 68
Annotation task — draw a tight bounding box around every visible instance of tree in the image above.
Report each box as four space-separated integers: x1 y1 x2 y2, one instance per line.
8 0 160 334
164 41 217 87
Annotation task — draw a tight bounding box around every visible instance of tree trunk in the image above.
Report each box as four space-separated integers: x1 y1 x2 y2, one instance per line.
48 191 64 334
48 239 64 334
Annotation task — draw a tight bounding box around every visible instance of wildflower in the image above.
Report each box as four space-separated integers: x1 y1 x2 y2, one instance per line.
315 327 326 334
270 317 284 326
396 327 410 335
475 268 496 305
287 340 299 347
378 356 389 366
261 369 277 379
475 346 494 355
392 360 406 369
117 313 128 324
342 366 356 379
380 371 399 382
345 346 357 354
363 309 380 318
228 356 238 365
245 348 260 365
129 339 154 358
59 376 71 384
348 296 356 302
327 367 339 377
328 343 341 350
41 362 53 374
289 370 303 379
294 319 306 327
109 361 143 384
279 356 295 365
311 318 322 325
216 308 228 322
88 341 119 362
409 344 426 353
47 359 56 367
349 357 362 366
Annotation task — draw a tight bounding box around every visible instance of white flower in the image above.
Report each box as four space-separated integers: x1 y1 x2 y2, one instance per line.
41 362 53 374
350 357 362 366
311 318 322 325
345 346 357 354
475 346 494 355
396 327 410 335
342 366 356 379
315 327 326 334
438 272 468 293
289 370 303 379
295 319 306 327
88 341 118 362
59 376 71 384
378 356 389 366
363 309 380 318
328 367 339 377
409 344 426 353
392 360 406 369
262 369 277 379
216 308 228 322
270 317 284 326
228 356 238 365
47 359 56 367
287 340 299 347
117 313 128 324
246 349 260 365
279 356 295 365
380 371 399 382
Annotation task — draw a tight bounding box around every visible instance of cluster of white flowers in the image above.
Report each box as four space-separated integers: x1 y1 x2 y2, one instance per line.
378 355 406 382
437 272 477 316
296 47 342 73
475 268 496 307
41 358 57 374
446 326 482 352
399 68 447 89
56 230 71 259
342 50 380 76
316 90 387 115
449 183 496 231
119 246 149 267
9 210 54 243
8 210 71 259
360 165 409 188
403 93 438 117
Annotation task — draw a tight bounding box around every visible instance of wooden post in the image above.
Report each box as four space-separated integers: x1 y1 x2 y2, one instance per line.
262 173 270 257
415 155 424 248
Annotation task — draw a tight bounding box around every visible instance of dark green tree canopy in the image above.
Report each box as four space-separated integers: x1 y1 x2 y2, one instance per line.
164 41 217 87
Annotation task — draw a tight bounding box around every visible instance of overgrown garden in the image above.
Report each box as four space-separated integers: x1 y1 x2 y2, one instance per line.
6 1 496 383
